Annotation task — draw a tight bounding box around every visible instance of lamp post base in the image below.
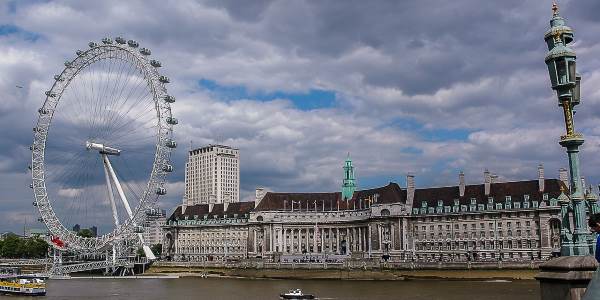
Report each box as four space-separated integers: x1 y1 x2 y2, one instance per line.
536 256 598 300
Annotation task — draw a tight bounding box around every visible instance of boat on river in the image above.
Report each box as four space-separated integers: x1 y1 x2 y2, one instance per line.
0 268 46 296
279 289 317 299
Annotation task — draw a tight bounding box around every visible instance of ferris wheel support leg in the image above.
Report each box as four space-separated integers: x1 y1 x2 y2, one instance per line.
103 155 156 260
102 154 120 227
103 155 133 217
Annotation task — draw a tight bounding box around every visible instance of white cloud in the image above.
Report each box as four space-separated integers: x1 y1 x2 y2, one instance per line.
1 0 600 233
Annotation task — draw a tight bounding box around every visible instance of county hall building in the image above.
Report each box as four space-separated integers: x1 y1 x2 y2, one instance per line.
163 152 598 264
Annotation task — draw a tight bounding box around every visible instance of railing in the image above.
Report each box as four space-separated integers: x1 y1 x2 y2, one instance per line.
0 258 52 266
49 257 148 276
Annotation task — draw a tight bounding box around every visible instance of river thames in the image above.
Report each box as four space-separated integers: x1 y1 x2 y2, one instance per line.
3 277 540 300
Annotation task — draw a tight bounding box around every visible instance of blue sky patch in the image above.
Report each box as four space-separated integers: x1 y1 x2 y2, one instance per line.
385 117 471 142
199 79 337 110
0 24 41 41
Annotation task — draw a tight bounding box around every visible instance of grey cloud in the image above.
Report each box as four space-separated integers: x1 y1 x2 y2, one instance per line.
2 0 600 234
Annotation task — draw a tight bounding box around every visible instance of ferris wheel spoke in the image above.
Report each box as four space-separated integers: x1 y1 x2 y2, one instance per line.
98 57 127 136
102 59 144 129
106 105 156 142
103 73 150 133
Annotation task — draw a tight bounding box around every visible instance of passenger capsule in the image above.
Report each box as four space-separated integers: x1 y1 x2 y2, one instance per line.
28 165 32 170
37 217 43 222
164 95 175 103
115 37 126 44
29 145 33 151
38 108 48 114
150 60 161 67
166 117 178 125
45 91 56 98
88 42 98 48
54 75 63 81
32 201 37 207
165 140 177 148
156 187 167 195
159 75 170 83
127 40 139 48
162 164 173 172
102 37 113 44
64 61 72 67
139 48 151 55
29 183 33 189
33 127 38 132
76 50 84 56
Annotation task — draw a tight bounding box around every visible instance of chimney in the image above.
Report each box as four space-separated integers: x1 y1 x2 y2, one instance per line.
538 164 545 193
459 171 465 197
484 169 491 196
181 204 187 215
406 173 415 207
559 168 569 191
223 200 229 212
209 203 214 213
255 187 267 208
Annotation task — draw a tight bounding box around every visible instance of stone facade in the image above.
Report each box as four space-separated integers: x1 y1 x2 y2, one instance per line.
184 144 240 205
164 167 593 264
142 208 166 247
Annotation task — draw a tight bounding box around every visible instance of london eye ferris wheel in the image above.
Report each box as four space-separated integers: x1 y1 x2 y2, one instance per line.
30 37 177 257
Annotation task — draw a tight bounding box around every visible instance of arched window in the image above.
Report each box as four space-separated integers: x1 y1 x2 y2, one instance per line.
256 216 264 222
381 209 391 216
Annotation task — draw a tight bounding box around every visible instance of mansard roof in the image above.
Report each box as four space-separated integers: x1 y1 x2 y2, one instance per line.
254 182 405 211
412 179 565 208
168 201 255 221
167 178 567 220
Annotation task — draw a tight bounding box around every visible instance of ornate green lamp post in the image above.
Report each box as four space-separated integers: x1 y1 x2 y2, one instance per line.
544 3 590 256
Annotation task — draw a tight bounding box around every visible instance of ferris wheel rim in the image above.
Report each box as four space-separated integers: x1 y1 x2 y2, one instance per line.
31 38 175 252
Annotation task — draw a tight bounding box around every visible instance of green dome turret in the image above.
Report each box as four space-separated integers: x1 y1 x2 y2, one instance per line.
342 153 356 200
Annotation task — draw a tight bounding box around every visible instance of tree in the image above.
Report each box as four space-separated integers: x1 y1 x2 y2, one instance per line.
77 229 94 238
1 234 22 258
151 244 162 256
0 234 48 258
136 247 145 258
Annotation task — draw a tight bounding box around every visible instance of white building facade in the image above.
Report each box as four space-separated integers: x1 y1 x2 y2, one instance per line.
165 165 597 264
184 144 240 206
142 208 167 247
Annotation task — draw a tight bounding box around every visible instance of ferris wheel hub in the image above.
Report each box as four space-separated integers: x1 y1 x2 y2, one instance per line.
85 141 121 156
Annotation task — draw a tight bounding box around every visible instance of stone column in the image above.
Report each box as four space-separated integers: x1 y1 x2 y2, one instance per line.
313 228 318 253
536 256 598 300
283 228 287 253
358 227 363 252
336 228 340 254
305 228 309 253
270 224 274 252
322 228 326 253
368 225 372 256
328 228 333 252
378 225 383 250
253 230 257 254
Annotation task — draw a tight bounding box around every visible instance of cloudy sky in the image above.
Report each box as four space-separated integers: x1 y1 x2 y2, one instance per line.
2 0 600 234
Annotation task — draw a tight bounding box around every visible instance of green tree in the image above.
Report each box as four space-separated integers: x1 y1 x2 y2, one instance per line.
77 229 94 238
151 244 162 256
1 234 22 258
136 247 145 258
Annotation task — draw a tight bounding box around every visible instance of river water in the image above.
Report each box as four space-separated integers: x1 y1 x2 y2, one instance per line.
3 277 540 300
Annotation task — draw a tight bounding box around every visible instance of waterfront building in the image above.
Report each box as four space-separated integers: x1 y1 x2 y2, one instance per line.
164 159 598 264
184 144 240 206
143 208 167 247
